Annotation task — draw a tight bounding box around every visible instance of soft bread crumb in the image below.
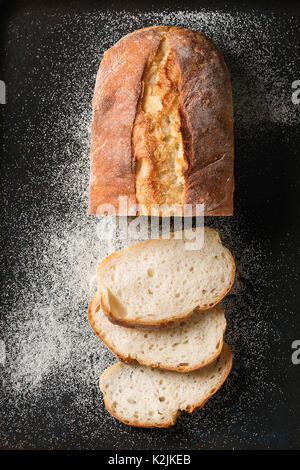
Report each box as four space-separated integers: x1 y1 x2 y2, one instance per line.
89 297 226 372
97 227 235 326
100 344 232 427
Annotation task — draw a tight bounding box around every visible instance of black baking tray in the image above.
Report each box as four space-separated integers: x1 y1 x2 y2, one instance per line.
0 0 300 450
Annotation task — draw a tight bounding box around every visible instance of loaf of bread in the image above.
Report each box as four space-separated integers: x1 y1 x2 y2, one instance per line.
96 227 235 327
100 343 232 427
89 295 226 372
89 26 234 216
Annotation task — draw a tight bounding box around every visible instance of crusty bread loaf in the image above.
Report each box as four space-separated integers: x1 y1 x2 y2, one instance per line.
96 227 235 327
89 294 226 372
100 343 232 427
89 26 234 216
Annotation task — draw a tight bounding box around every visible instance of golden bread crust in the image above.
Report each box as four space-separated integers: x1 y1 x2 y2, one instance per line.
167 28 234 215
89 26 234 216
89 27 163 214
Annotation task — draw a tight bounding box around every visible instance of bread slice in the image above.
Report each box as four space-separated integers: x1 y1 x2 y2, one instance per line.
97 227 235 327
99 343 232 427
89 293 226 372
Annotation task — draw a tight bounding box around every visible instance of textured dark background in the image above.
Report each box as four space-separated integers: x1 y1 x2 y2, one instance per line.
0 0 300 450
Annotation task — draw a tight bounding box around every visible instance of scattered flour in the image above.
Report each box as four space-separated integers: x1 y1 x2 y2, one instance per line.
1 6 298 449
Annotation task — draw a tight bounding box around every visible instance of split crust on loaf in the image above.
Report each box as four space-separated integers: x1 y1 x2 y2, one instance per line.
96 227 235 327
133 32 185 215
99 343 232 428
88 294 226 372
89 25 234 216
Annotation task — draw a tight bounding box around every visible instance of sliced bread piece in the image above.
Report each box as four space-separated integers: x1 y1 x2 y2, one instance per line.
100 343 232 427
89 293 226 372
97 227 235 327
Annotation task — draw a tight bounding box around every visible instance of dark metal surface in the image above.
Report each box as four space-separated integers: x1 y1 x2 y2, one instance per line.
0 0 300 450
